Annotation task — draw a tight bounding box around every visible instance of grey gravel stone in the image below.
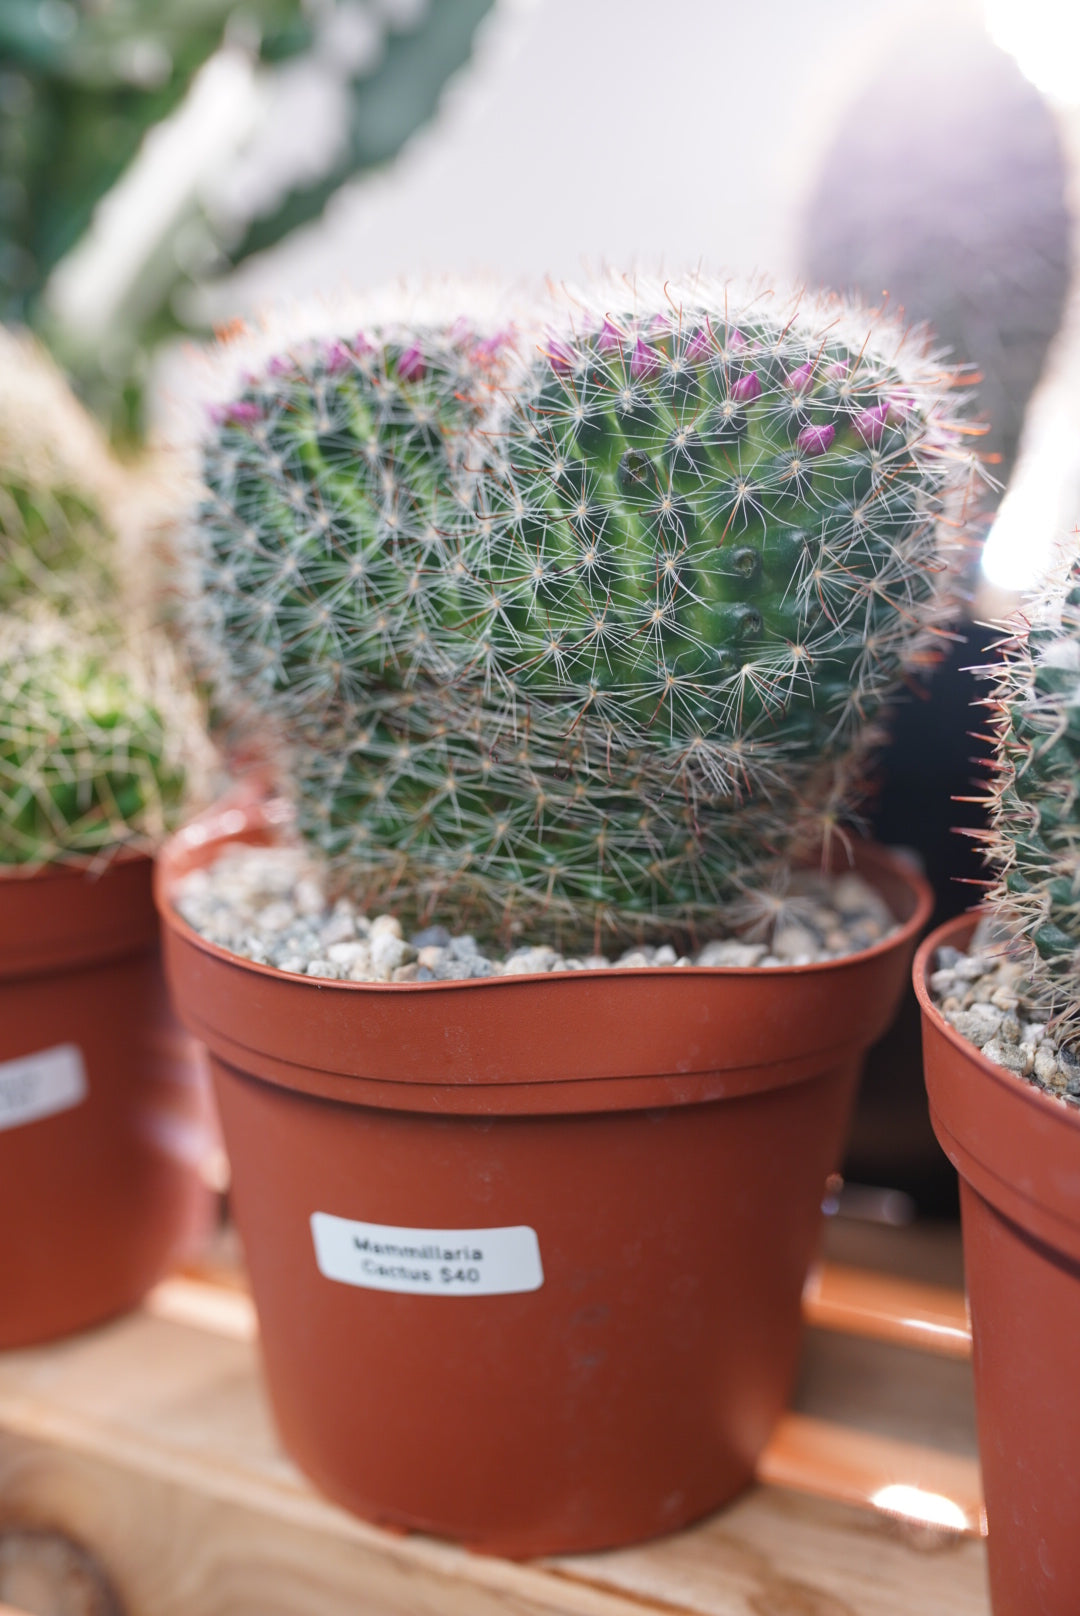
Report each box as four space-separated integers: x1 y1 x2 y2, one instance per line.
173 845 901 986
981 1039 1034 1076
931 942 1080 1104
696 940 768 967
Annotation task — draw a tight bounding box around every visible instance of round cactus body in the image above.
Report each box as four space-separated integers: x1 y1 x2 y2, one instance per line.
196 326 503 724
189 279 979 946
0 617 186 867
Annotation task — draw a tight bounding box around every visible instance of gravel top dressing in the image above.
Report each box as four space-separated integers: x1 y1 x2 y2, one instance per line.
929 920 1080 1104
173 843 900 983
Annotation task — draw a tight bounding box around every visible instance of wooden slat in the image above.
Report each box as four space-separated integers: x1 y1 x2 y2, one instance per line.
759 1412 984 1533
0 1301 990 1615
803 1264 971 1358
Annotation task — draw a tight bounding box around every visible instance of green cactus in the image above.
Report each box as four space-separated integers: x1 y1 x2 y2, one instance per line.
0 615 186 866
982 559 1080 1053
0 327 119 612
189 278 978 947
0 329 198 865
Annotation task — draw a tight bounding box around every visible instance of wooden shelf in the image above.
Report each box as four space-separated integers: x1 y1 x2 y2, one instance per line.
0 1223 990 1616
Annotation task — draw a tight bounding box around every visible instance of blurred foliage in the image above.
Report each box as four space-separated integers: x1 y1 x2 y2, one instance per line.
0 0 494 439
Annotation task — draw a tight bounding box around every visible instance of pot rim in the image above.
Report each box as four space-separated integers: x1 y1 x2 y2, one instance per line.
915 911 1080 1259
0 847 158 981
0 843 149 886
156 798 933 1112
156 797 934 995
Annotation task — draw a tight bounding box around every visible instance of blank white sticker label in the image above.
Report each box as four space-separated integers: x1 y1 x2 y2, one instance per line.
310 1212 544 1297
0 1043 87 1133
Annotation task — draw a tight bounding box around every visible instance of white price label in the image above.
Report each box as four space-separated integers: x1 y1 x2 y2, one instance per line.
0 1043 87 1133
311 1212 544 1297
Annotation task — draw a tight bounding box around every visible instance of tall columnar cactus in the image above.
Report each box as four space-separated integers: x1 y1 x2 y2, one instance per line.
189 277 979 946
0 616 187 867
982 559 1080 1050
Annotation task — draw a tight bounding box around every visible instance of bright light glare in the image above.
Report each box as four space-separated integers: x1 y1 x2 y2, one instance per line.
47 49 260 339
871 1483 971 1531
984 0 1080 104
980 412 1078 592
981 483 1060 592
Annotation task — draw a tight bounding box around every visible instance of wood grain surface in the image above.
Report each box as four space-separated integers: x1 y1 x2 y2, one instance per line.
0 1288 990 1616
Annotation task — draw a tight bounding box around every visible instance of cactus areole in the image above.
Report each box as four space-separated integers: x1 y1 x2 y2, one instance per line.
190 277 977 948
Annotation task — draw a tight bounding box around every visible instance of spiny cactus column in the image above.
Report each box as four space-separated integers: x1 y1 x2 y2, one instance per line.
0 616 186 866
982 560 1080 1053
190 279 979 947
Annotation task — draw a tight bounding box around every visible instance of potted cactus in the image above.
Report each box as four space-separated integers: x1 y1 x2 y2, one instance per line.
0 331 215 1348
915 556 1080 1616
159 275 976 1555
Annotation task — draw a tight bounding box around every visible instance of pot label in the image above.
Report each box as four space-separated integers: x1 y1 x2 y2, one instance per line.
0 1043 88 1133
310 1212 544 1297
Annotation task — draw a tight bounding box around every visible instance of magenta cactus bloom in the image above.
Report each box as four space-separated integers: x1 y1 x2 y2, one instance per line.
853 402 889 445
630 337 660 381
786 362 815 393
324 341 353 374
732 370 762 403
220 400 262 426
796 422 836 457
546 335 575 374
596 318 623 354
397 345 426 382
683 325 713 364
826 359 850 380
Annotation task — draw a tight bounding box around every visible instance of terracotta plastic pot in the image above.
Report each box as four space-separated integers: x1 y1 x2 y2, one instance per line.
0 855 219 1349
157 801 931 1557
915 914 1080 1616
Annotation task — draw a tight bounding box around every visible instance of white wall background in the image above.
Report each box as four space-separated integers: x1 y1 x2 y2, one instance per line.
208 0 980 314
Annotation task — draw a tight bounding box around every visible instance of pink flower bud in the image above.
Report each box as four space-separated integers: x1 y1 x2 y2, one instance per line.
853 403 888 445
397 345 426 382
786 362 815 393
324 341 352 374
732 371 762 403
796 422 835 457
826 359 849 380
596 319 622 354
684 326 713 364
220 400 261 426
547 336 575 374
630 338 660 380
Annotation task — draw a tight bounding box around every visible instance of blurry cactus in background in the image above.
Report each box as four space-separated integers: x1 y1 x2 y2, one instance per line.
980 557 1080 1059
185 276 980 947
0 325 119 610
0 0 495 438
0 616 186 866
799 21 1070 493
0 328 202 864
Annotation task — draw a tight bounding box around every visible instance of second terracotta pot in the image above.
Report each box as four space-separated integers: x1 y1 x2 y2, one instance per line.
916 914 1080 1616
0 855 219 1349
158 802 930 1557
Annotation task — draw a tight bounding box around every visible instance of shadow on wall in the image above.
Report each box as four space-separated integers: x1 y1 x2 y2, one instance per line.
798 14 1073 1214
